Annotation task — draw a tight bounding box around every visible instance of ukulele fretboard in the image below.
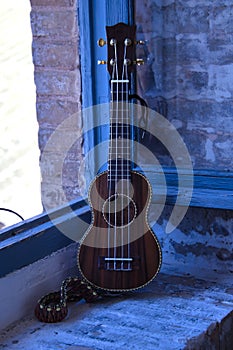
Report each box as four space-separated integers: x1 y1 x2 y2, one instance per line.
108 79 131 187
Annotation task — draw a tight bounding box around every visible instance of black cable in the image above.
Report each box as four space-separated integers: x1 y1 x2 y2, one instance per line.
0 208 24 221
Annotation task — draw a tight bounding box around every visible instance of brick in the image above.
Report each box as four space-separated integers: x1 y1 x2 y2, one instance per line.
36 100 81 128
40 153 65 185
32 40 79 69
63 138 83 161
62 185 82 202
41 180 82 209
185 0 233 6
165 99 233 132
62 159 82 187
30 0 76 6
30 10 77 38
41 182 69 209
38 125 82 154
210 5 233 34
40 154 82 182
34 70 81 97
177 5 209 34
208 64 233 101
136 1 210 38
149 36 214 67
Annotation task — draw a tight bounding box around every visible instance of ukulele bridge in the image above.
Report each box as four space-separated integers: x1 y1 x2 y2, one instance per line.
98 256 140 271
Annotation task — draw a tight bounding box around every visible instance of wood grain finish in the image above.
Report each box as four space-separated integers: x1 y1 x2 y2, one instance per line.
78 171 162 291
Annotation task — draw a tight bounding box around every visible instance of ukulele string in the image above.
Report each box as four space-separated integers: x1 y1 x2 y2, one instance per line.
108 40 118 270
113 40 119 270
121 44 127 269
125 46 131 270
124 46 131 270
108 72 113 270
122 42 131 270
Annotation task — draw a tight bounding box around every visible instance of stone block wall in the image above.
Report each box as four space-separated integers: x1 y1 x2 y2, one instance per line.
30 0 82 210
135 0 233 171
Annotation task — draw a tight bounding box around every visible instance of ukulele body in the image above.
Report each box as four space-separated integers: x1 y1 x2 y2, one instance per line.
78 171 162 292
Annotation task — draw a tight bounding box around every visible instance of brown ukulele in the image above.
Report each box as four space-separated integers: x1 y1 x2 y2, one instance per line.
78 23 162 292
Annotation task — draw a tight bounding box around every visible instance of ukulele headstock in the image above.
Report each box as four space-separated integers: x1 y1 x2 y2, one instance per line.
98 23 144 79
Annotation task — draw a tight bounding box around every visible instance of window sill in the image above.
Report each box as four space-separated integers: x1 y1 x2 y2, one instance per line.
136 166 233 210
0 197 90 278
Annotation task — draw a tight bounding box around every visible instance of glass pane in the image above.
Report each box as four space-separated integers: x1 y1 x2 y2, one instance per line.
0 1 41 229
135 0 233 171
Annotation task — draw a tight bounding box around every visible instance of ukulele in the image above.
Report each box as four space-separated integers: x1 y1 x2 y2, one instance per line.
78 23 162 292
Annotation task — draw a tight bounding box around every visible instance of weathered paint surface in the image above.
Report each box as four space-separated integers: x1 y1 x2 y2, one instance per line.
151 206 233 283
135 0 233 171
1 271 233 349
0 243 78 330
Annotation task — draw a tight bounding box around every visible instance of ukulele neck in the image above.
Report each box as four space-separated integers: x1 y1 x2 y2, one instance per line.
108 78 131 186
105 23 136 189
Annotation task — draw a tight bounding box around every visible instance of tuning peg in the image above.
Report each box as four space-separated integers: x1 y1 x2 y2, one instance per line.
134 59 144 66
136 40 145 45
97 60 107 65
97 38 106 47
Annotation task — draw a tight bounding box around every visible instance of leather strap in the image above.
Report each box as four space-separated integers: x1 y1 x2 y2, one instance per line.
35 277 100 323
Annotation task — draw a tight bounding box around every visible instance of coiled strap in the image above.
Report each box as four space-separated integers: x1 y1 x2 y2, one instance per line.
35 277 100 323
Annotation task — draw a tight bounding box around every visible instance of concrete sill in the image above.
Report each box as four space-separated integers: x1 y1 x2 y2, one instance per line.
1 273 233 350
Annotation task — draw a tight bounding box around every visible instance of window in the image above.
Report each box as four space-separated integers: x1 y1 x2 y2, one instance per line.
0 1 41 229
1 0 232 279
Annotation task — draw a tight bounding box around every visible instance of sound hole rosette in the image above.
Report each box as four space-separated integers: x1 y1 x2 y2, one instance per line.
102 193 137 228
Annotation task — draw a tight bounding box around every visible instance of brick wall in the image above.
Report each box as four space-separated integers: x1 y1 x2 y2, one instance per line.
30 0 82 210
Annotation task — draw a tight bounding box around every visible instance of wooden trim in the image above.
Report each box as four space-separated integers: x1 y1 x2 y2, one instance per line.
106 0 134 25
135 166 233 210
78 0 94 108
0 198 90 278
0 243 78 330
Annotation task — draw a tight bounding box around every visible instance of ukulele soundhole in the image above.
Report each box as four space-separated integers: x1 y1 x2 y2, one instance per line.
102 193 137 228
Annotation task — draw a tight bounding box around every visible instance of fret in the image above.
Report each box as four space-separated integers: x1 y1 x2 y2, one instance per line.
111 80 129 83
110 124 131 138
111 92 128 102
108 159 131 165
110 101 129 106
110 104 130 112
111 80 129 102
108 159 131 168
109 147 131 154
109 148 131 151
110 116 130 122
109 151 131 156
110 133 130 139
108 161 131 166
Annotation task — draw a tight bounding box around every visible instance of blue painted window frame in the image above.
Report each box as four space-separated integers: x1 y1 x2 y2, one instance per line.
0 0 232 279
79 0 233 210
